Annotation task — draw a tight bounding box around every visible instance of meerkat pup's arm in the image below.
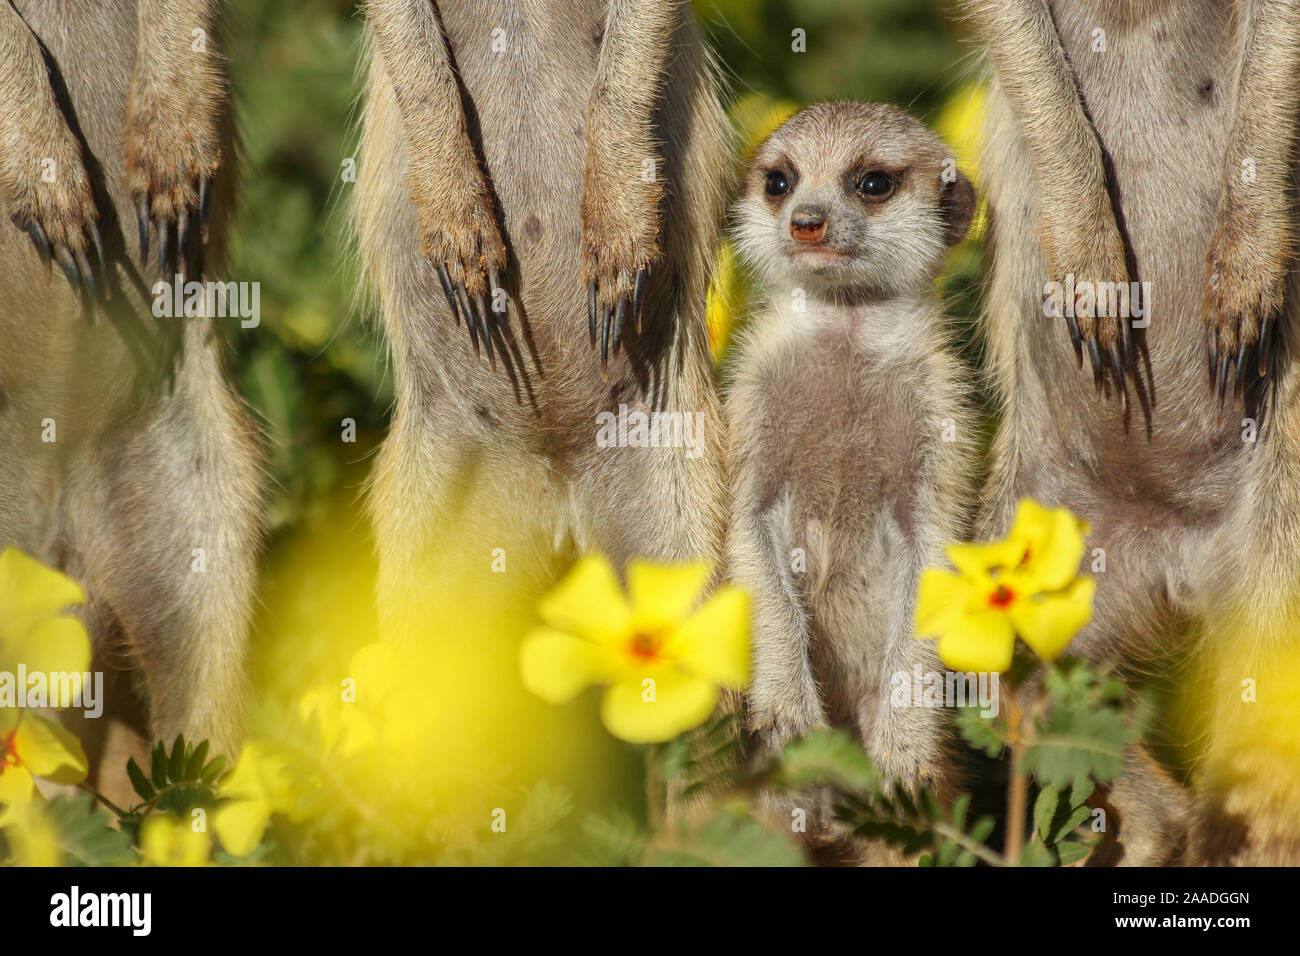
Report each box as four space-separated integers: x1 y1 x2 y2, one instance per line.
0 1 103 294
963 0 1130 391
582 0 677 360
365 0 507 356
1204 0 1300 391
125 0 226 278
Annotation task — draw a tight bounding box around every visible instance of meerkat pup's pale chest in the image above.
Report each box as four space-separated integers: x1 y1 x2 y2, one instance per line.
725 102 977 825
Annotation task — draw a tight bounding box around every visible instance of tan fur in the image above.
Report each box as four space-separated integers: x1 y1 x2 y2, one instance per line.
0 0 258 771
967 0 1300 864
725 102 978 850
355 1 733 640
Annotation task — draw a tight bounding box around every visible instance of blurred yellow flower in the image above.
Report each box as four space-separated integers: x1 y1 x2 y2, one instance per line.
0 708 89 819
140 814 212 867
0 547 91 696
916 500 1095 672
0 796 61 866
520 555 750 743
213 742 292 857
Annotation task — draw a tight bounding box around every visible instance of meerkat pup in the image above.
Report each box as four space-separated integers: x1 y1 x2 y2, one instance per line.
357 2 731 636
726 102 976 830
966 0 1300 864
0 0 257 770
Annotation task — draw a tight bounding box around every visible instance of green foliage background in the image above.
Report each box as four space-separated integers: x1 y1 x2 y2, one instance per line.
222 0 976 537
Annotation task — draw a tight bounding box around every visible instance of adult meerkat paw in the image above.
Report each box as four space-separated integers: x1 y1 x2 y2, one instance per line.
580 149 660 365
416 176 509 368
2 124 108 316
123 64 224 282
1203 200 1289 407
1044 223 1133 406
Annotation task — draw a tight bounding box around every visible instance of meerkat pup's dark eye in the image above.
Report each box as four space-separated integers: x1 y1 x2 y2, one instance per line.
855 171 895 200
765 170 791 197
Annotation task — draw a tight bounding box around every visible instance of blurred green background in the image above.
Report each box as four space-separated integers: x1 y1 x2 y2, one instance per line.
223 0 980 540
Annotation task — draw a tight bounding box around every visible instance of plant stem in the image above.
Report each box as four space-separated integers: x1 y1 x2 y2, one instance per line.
1003 682 1027 866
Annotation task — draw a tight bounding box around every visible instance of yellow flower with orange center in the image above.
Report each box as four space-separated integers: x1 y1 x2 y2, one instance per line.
519 555 750 743
916 500 1095 673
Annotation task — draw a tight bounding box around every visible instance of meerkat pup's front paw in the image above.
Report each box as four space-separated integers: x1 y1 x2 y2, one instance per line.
1 114 107 311
1041 206 1133 403
580 123 660 364
123 22 226 281
1203 191 1290 403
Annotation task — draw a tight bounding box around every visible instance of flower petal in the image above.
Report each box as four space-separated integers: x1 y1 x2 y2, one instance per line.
13 713 87 785
1011 499 1088 592
627 559 712 632
935 610 1016 674
1 616 92 692
667 586 751 688
1011 577 1096 662
599 669 719 743
0 763 36 825
214 799 270 858
0 549 84 645
915 569 978 637
537 554 632 645
946 540 1021 577
519 626 619 703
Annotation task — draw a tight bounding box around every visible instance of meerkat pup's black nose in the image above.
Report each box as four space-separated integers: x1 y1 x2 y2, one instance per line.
790 205 828 242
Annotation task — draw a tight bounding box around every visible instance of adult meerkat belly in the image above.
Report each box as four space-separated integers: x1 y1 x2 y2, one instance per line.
1001 2 1251 506
438 1 603 359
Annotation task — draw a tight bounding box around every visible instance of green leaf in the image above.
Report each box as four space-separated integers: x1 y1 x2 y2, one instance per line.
644 807 804 867
43 794 135 867
1020 837 1057 867
954 705 1006 757
186 740 210 780
1033 785 1061 843
126 758 155 802
775 729 878 793
150 741 168 790
1024 705 1132 791
200 755 228 785
1056 840 1091 865
168 735 188 782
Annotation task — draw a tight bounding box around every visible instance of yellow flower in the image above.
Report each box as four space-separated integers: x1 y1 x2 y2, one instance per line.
140 814 212 867
0 796 61 866
0 708 89 822
916 500 1095 672
520 555 750 743
213 742 291 857
0 547 91 696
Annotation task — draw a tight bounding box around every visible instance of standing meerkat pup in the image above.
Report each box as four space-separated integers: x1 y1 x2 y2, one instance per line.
726 102 977 842
0 0 257 764
357 2 730 633
967 0 1300 863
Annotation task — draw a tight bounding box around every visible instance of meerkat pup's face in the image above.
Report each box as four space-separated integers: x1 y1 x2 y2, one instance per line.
732 101 975 300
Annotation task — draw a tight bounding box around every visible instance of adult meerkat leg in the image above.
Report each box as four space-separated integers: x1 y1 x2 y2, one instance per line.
963 0 1131 395
125 0 226 279
67 324 262 757
582 0 677 360
1204 0 1300 394
364 0 507 357
0 2 104 299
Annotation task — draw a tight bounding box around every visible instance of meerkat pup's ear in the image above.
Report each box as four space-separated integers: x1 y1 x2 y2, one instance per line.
940 170 976 246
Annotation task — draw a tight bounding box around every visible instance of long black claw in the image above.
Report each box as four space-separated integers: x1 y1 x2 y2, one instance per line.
137 195 151 267
435 264 459 323
632 268 648 334
601 302 612 367
156 215 169 278
1259 317 1274 378
456 284 478 356
1234 340 1250 400
1121 317 1133 370
1087 339 1103 392
1110 347 1125 401
488 268 507 332
178 209 191 280
588 281 598 346
89 222 108 296
612 292 630 356
1217 354 1230 407
199 176 212 245
1066 315 1083 368
55 247 80 295
75 248 98 305
475 290 495 369
24 221 51 267
1208 331 1219 396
